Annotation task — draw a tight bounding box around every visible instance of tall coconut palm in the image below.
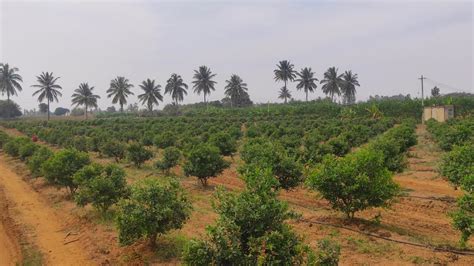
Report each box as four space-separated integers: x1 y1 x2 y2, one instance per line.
224 74 248 108
0 63 23 101
138 79 163 111
295 67 318 102
192 66 216 108
165 73 188 105
107 76 134 112
274 60 296 96
278 87 291 104
341 71 360 105
71 83 100 119
320 67 344 102
31 72 62 121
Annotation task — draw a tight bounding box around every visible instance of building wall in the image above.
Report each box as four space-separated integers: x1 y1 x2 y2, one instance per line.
423 106 454 122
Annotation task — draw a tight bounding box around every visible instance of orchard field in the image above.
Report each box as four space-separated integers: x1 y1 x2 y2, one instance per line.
0 98 473 265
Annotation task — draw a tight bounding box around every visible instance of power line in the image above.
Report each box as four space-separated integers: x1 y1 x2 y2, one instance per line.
423 77 471 94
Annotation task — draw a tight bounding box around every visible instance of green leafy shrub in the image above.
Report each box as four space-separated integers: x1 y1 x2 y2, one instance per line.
385 124 417 152
307 149 399 219
316 238 341 266
27 146 53 178
368 137 406 172
0 131 11 148
182 167 315 265
74 163 129 214
209 132 237 156
327 136 350 157
100 140 126 162
440 144 474 188
3 137 30 157
155 147 181 174
41 148 91 195
183 144 229 186
116 178 191 247
240 138 303 190
450 194 474 248
18 142 39 161
154 131 177 149
127 142 153 168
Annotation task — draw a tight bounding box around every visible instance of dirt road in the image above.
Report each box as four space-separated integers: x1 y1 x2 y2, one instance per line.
0 154 92 265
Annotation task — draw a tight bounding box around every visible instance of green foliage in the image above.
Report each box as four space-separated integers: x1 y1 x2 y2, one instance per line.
18 141 39 161
209 132 237 156
154 131 177 149
240 138 303 190
74 163 129 214
427 118 474 151
307 149 399 219
183 144 229 186
100 140 126 162
0 131 12 148
155 147 181 174
316 238 341 266
27 146 53 178
126 142 153 167
182 167 314 265
0 100 22 118
440 144 474 188
450 194 474 248
3 137 30 157
41 148 90 195
116 178 191 247
327 136 350 157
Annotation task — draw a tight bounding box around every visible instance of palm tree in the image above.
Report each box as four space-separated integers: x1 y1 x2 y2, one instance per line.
295 67 318 102
32 72 62 120
0 63 23 101
320 67 344 102
165 74 188 105
274 60 296 96
71 83 100 119
107 76 134 112
278 87 291 104
138 79 163 111
341 71 360 105
224 74 248 108
192 66 216 108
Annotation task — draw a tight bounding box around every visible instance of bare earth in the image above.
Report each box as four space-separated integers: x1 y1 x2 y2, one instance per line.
0 155 92 265
0 124 473 265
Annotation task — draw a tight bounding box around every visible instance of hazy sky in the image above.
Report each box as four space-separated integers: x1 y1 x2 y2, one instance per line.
1 0 473 111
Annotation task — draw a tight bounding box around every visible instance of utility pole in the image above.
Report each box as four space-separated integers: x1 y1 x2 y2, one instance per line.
419 75 426 107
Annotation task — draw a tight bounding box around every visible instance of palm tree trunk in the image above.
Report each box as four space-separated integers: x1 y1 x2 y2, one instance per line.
120 104 124 112
306 91 308 102
204 93 207 110
85 105 88 120
47 99 50 121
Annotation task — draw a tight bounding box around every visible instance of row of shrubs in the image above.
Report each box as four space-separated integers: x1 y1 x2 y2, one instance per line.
0 131 194 249
306 121 417 219
427 117 474 151
0 131 340 264
428 117 473 248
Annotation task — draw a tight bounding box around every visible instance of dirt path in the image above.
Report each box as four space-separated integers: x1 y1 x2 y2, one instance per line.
0 155 93 265
0 186 21 266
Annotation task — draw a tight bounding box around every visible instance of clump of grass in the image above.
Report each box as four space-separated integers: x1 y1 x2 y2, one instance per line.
20 240 43 266
346 236 395 255
154 233 188 261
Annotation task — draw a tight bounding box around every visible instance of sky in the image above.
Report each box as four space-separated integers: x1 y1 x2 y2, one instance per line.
1 0 473 111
